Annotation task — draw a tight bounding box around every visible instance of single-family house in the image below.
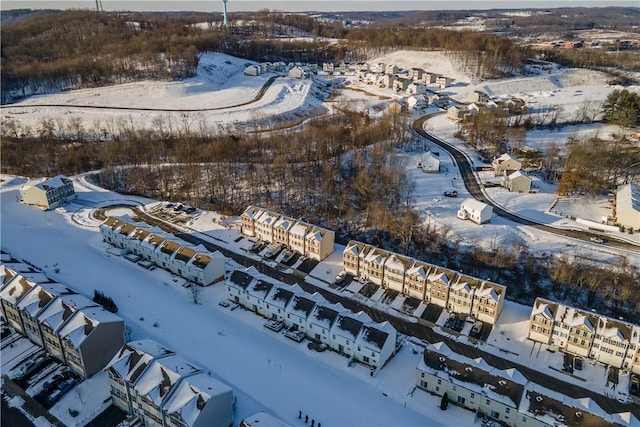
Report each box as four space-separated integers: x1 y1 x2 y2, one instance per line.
429 93 449 109
501 170 532 193
406 82 427 95
57 306 124 378
259 62 271 73
492 153 522 177
385 64 399 75
354 321 397 369
322 63 335 73
422 72 439 84
436 76 454 88
407 95 428 110
338 62 349 74
370 63 386 74
616 184 640 231
20 175 76 210
288 67 306 79
377 74 397 89
468 91 490 103
272 62 287 72
505 97 527 114
447 105 467 121
393 77 412 92
244 65 260 76
418 151 440 173
457 199 493 224
408 67 425 80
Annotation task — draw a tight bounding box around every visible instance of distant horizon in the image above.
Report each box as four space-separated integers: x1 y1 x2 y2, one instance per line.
2 0 639 13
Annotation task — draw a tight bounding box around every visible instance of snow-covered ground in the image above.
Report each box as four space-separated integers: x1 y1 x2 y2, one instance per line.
1 171 636 426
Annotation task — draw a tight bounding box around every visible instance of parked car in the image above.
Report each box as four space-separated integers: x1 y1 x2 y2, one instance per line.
590 236 605 244
444 314 456 329
443 190 458 198
631 375 639 395
218 300 230 308
280 250 294 264
573 357 583 371
334 271 347 285
470 321 483 338
46 378 76 405
15 355 48 380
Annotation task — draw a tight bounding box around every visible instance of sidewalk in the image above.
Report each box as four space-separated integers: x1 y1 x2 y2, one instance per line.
2 376 65 427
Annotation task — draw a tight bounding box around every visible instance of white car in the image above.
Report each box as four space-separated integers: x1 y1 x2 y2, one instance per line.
590 236 605 244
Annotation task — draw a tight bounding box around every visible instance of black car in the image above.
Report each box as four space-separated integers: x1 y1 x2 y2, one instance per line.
443 191 458 198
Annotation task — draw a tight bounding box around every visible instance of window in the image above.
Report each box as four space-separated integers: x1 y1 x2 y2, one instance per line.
470 393 475 399
457 396 465 404
435 386 440 392
437 379 442 385
505 408 510 413
485 399 490 405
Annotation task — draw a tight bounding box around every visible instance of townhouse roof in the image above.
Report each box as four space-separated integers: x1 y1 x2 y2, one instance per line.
16 282 76 317
521 383 626 427
420 343 526 408
229 270 254 290
190 253 212 270
335 314 364 340
175 246 197 264
134 354 201 406
475 281 505 301
101 216 123 230
257 211 279 226
118 222 136 236
532 297 558 319
162 372 232 427
597 317 633 342
36 293 97 331
248 279 274 299
406 260 430 279
289 221 310 237
305 226 329 242
428 269 453 286
58 306 122 347
132 227 152 241
160 240 181 256
268 285 296 306
241 205 262 220
0 274 38 305
274 217 294 231
32 175 73 192
310 303 343 329
106 339 175 383
289 294 317 318
358 323 391 350
555 305 598 332
146 234 166 248
364 248 388 265
385 254 409 271
344 241 367 257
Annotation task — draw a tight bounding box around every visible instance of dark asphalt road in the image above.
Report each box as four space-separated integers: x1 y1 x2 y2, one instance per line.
115 207 639 419
412 114 638 252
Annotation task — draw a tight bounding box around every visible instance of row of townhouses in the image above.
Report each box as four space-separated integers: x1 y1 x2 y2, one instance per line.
100 216 226 286
240 206 335 261
416 341 639 427
0 261 124 379
528 297 640 375
343 241 506 325
226 266 397 370
106 339 234 427
19 174 76 210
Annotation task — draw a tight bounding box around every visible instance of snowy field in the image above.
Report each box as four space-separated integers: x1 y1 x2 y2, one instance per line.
1 171 637 426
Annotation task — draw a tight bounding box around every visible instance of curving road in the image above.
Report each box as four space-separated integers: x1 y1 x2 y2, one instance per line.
0 76 281 112
412 114 639 251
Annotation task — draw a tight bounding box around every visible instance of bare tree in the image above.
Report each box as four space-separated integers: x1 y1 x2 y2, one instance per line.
187 283 203 304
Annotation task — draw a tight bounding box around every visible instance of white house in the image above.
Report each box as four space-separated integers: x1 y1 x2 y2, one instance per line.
435 76 454 88
406 82 427 95
20 175 76 210
288 67 306 79
422 72 439 84
263 284 300 322
418 151 440 173
393 77 412 92
322 63 335 73
328 312 367 358
616 184 640 231
307 302 345 343
492 153 522 176
408 67 425 80
457 199 493 224
370 62 386 74
377 74 397 89
501 170 532 193
244 65 260 76
284 292 324 333
385 64 399 75
407 95 428 110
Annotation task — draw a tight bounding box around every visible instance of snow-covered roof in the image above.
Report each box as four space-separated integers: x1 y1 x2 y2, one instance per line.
494 153 521 165
406 260 429 279
616 184 640 214
310 302 344 330
58 306 122 348
531 299 555 319
162 372 232 427
0 274 37 305
29 175 73 192
36 293 97 331
384 254 408 271
274 217 293 231
289 221 310 237
507 170 530 181
364 248 388 265
240 412 290 427
134 354 201 406
106 339 175 383
357 321 396 350
459 198 491 213
16 282 75 317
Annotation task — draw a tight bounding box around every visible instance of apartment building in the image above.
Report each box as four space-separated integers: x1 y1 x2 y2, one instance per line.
225 267 397 370
100 217 226 286
527 298 640 374
20 175 76 210
342 241 507 325
240 206 335 261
